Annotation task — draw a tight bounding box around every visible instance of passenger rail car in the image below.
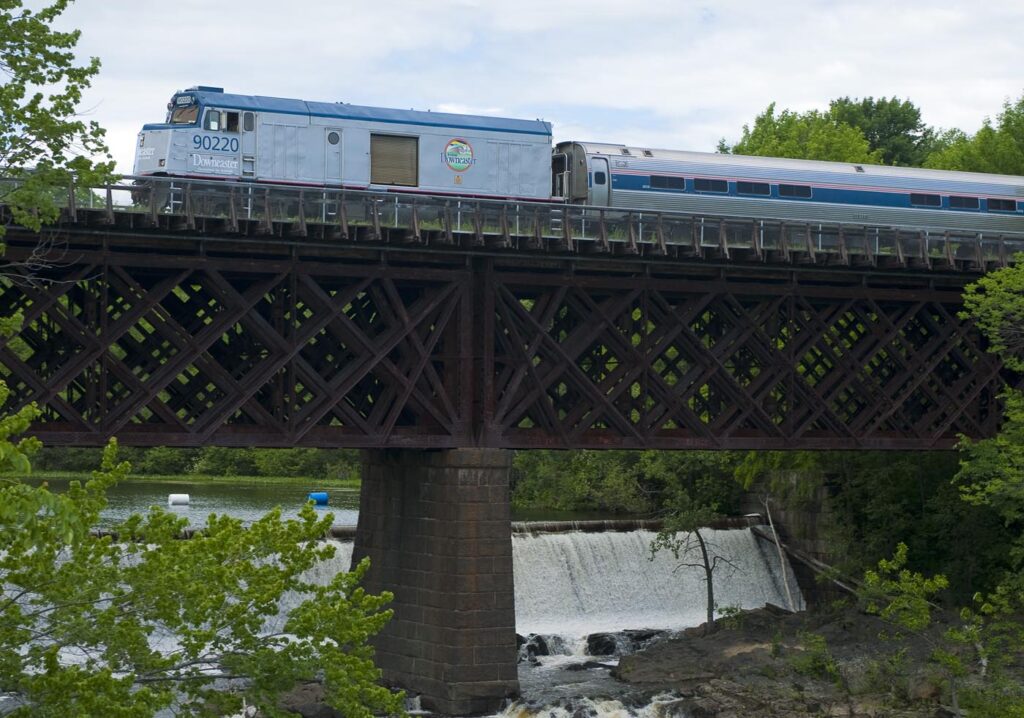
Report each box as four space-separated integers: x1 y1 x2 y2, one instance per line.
135 87 1024 235
554 142 1024 234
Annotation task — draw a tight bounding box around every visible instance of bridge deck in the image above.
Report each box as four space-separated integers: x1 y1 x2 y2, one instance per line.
0 200 1012 449
57 176 1024 274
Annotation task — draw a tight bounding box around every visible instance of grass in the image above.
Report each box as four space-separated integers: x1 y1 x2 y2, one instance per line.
19 471 362 491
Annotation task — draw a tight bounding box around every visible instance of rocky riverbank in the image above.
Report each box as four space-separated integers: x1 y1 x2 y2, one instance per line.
611 605 962 717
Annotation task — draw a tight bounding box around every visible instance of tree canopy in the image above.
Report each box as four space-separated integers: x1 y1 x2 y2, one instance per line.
828 96 943 167
718 102 882 164
0 0 114 235
926 94 1024 176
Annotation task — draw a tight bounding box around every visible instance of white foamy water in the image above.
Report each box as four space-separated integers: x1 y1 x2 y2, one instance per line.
512 528 803 637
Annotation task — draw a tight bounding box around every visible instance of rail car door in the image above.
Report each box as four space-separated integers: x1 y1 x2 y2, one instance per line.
590 156 610 206
324 128 343 184
240 111 257 178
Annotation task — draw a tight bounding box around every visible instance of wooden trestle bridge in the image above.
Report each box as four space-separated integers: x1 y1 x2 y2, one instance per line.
3 177 1023 713
0 177 1020 451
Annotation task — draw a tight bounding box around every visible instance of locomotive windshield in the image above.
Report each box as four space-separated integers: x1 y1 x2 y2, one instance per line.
165 93 199 124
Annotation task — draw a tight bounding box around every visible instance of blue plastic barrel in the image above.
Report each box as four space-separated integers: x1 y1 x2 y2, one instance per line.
307 491 329 506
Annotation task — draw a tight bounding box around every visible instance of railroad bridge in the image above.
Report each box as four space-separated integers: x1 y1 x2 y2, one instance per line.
1 179 1021 713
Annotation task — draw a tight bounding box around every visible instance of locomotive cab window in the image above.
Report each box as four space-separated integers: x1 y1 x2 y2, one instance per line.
694 178 727 193
204 110 221 131
204 110 240 132
242 112 255 132
779 184 812 199
988 198 1018 212
169 105 198 125
371 134 418 187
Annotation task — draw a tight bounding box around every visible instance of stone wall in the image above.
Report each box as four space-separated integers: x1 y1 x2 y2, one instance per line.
352 448 519 715
741 486 846 608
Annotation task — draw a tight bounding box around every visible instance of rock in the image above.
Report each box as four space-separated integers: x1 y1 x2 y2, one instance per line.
278 682 340 718
586 632 621 656
906 672 942 702
521 633 551 657
564 661 614 672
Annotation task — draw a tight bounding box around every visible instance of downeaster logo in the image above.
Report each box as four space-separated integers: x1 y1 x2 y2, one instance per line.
442 138 475 172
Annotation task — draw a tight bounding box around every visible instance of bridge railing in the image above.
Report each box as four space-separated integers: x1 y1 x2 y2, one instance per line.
58 175 1024 269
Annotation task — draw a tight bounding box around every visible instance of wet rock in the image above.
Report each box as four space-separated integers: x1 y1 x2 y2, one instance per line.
563 661 614 672
586 632 621 656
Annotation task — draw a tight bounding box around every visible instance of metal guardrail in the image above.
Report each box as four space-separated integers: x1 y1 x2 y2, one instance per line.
55 175 1024 271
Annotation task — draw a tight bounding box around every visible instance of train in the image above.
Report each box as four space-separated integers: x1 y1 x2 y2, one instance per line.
134 86 1024 234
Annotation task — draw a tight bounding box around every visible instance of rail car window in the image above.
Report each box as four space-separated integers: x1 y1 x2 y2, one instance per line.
949 195 980 210
910 193 941 207
650 175 685 190
779 184 812 199
737 181 770 196
593 171 607 185
371 134 418 186
988 198 1018 212
694 178 727 193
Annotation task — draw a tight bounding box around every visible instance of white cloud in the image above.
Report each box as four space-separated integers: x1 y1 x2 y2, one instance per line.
52 0 1024 174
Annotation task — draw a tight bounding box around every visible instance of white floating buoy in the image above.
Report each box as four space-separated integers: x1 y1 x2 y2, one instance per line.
167 493 190 506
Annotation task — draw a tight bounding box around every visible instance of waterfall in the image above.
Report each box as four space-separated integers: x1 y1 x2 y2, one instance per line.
513 528 803 637
295 530 802 638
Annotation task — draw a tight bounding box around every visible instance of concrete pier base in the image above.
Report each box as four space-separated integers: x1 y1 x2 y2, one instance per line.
352 448 519 715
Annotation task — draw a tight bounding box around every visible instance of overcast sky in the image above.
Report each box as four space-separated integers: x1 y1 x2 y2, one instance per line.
54 0 1024 174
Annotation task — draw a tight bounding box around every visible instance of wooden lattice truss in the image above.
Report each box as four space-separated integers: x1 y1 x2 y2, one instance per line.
0 233 1008 449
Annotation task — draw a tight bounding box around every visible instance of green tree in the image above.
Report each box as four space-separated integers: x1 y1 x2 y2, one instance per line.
828 96 943 167
926 94 1024 175
0 442 404 717
0 0 114 236
718 102 882 163
961 256 1024 373
649 493 725 634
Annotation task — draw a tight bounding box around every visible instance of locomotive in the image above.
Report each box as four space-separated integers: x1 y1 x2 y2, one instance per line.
134 86 1024 234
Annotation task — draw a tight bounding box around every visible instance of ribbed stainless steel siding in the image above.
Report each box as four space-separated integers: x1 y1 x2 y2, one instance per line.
609 190 1024 233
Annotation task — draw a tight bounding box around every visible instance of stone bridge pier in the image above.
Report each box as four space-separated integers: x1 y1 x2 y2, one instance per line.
351 448 519 715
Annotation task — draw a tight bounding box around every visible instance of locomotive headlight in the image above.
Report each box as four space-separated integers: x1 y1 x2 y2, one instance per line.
139 135 145 147
158 159 165 167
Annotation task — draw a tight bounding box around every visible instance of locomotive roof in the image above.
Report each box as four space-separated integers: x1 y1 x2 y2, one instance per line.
185 88 553 137
568 141 1024 195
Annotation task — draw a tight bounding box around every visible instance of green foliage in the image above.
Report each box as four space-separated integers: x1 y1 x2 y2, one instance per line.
718 102 882 163
33 446 362 481
0 0 115 235
957 390 1024 527
790 631 840 683
739 450 1013 601
961 256 1024 373
0 440 403 717
511 449 741 515
828 96 945 167
926 93 1024 175
861 543 949 633
860 546 1024 713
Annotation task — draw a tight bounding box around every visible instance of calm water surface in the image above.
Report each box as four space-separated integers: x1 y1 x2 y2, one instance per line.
37 478 361 528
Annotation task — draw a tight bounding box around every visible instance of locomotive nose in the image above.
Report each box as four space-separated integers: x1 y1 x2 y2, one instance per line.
133 130 169 175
